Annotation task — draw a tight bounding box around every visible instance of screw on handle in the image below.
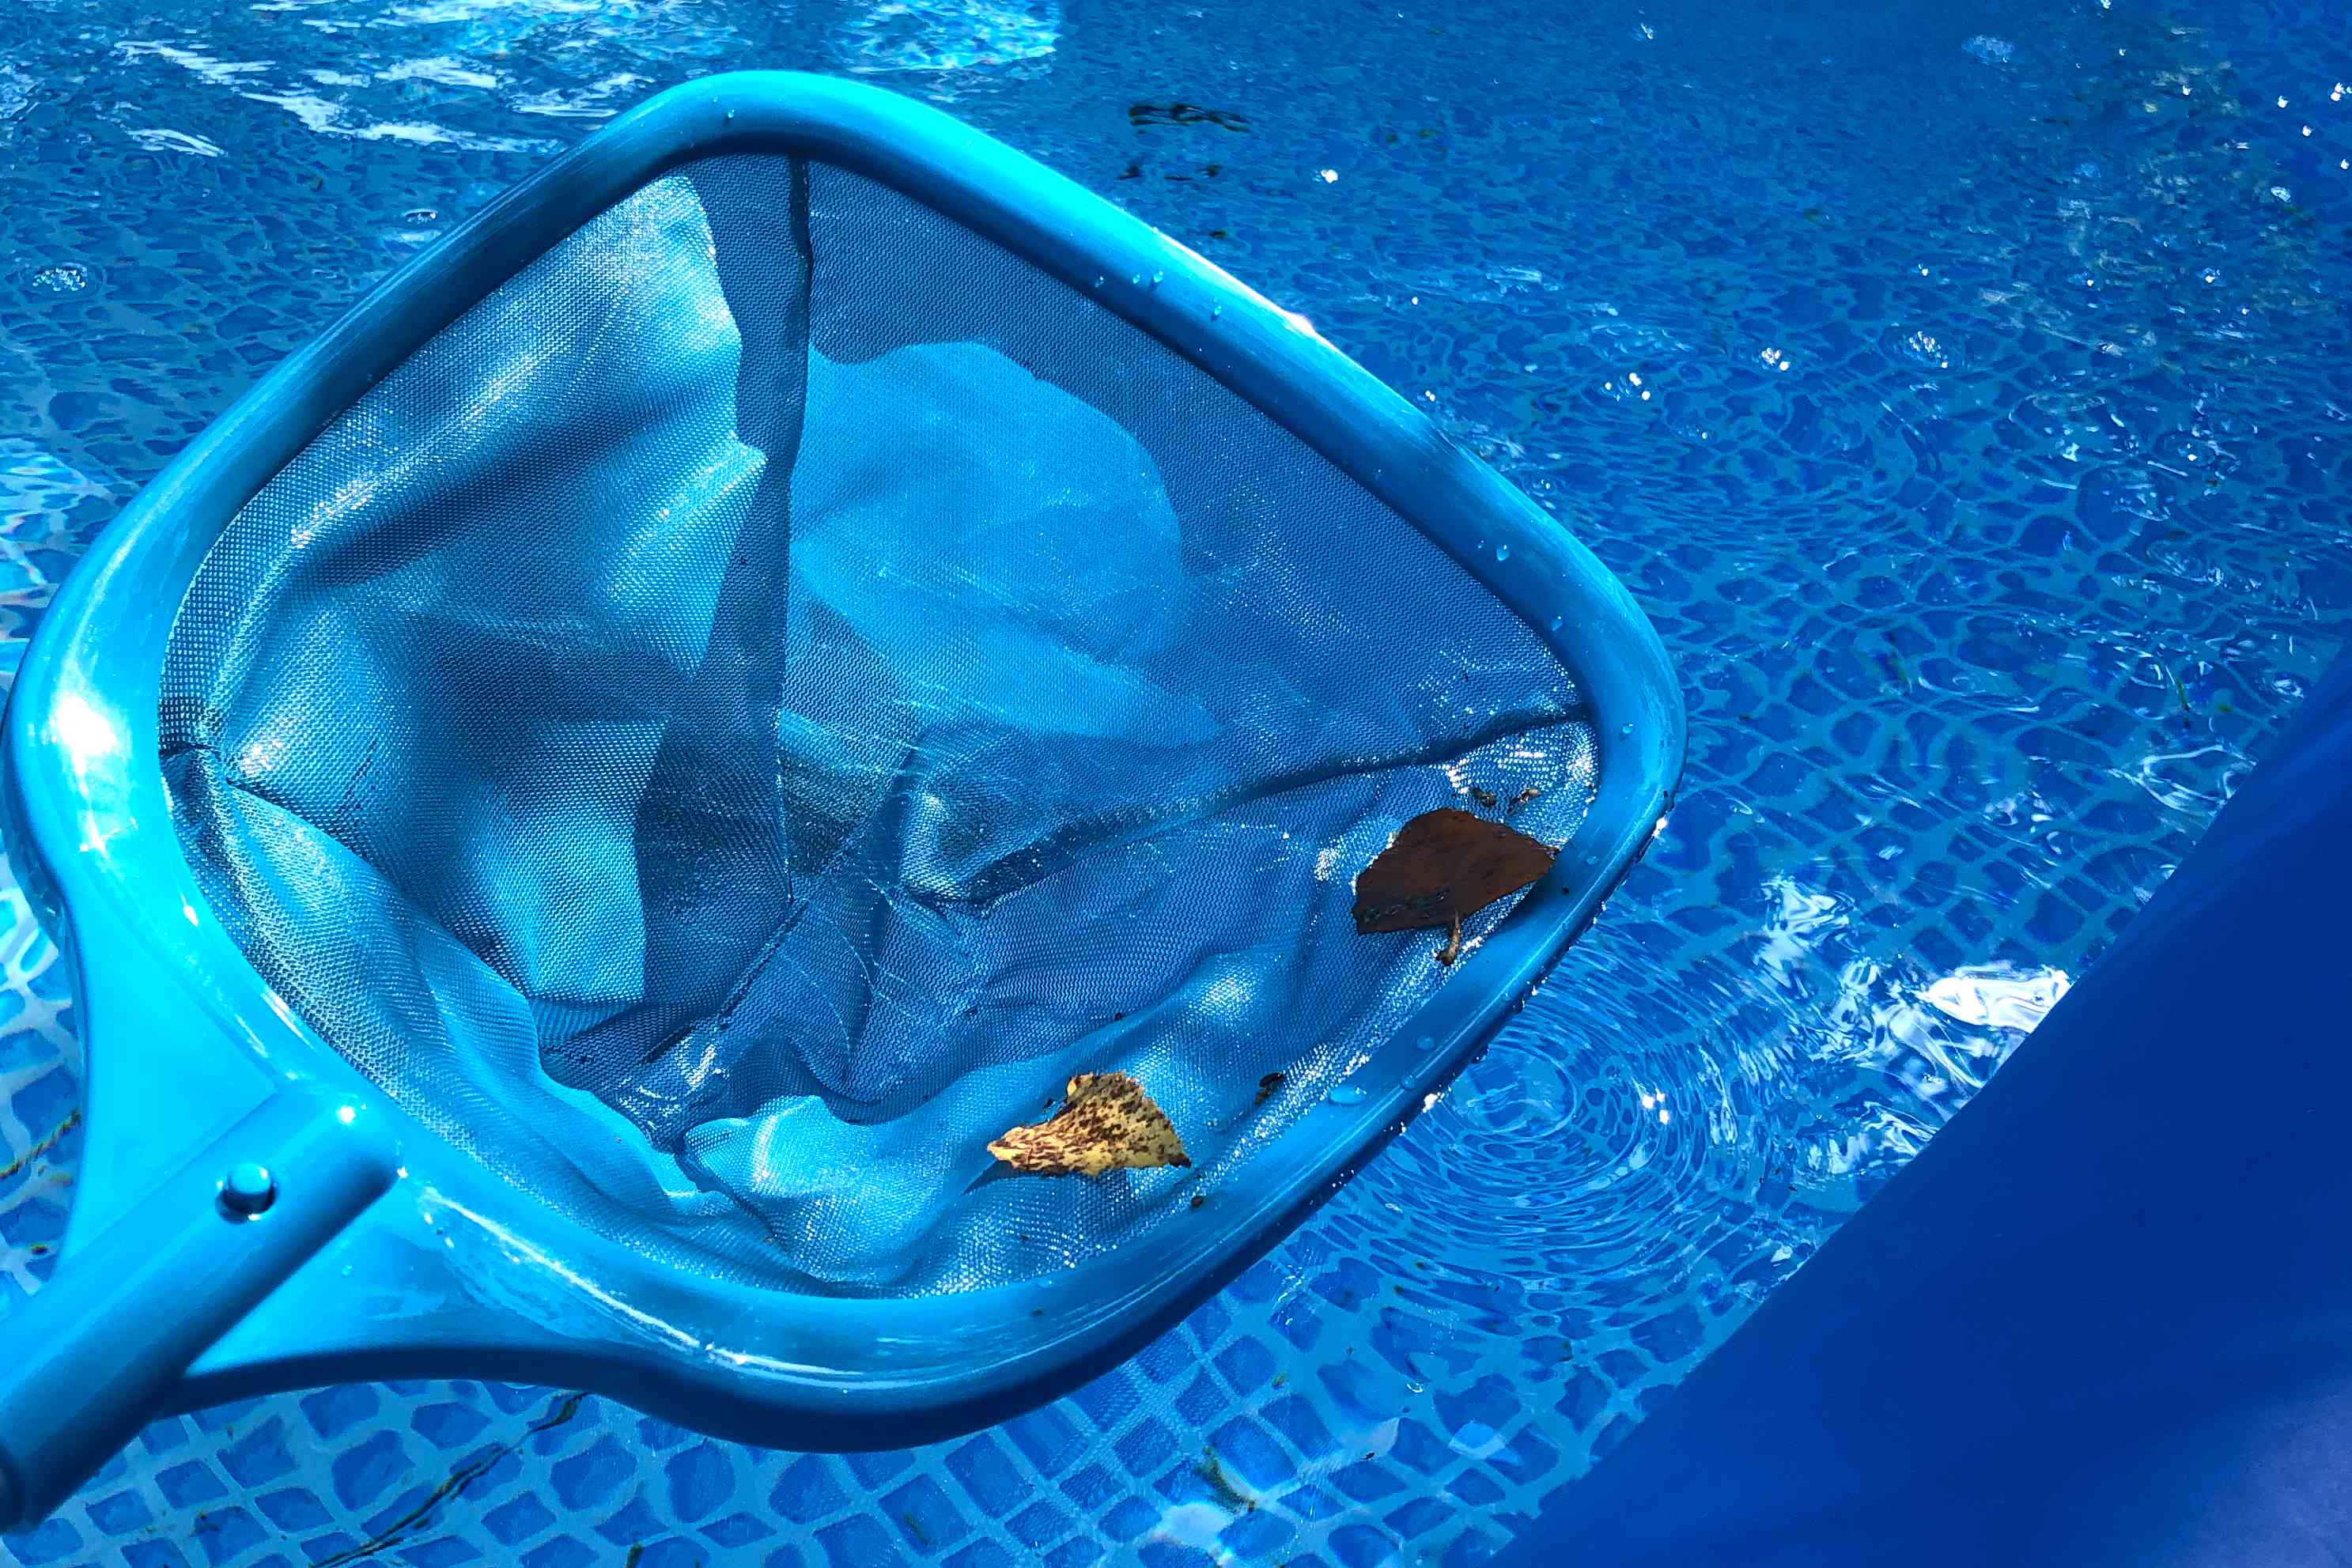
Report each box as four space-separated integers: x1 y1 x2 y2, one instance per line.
217 1162 277 1218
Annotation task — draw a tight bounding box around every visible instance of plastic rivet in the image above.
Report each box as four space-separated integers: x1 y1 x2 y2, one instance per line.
219 1162 276 1219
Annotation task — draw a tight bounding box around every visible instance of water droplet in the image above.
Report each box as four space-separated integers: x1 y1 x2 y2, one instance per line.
1092 275 1106 289
1495 544 1511 562
1414 1034 1438 1051
1583 852 1601 866
1329 1084 1367 1106
1210 303 1223 319
1151 270 1166 288
401 207 439 225
1548 615 1564 632
1129 273 1145 286
28 263 89 295
1618 723 1635 737
724 109 736 122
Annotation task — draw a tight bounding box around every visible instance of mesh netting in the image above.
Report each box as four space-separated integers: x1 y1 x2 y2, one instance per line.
157 154 1598 1296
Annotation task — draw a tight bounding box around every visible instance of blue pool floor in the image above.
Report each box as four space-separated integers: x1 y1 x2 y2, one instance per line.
2 0 2349 1563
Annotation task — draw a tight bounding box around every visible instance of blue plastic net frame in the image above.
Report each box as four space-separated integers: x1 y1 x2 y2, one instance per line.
0 73 1682 1518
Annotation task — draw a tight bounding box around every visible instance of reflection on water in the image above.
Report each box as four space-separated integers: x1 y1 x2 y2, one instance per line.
0 0 2348 1562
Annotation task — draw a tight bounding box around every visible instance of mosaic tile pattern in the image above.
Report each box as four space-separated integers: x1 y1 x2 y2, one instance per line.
3 0 2349 1562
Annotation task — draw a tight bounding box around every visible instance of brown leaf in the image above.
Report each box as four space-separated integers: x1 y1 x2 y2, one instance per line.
1352 807 1556 935
989 1072 1192 1177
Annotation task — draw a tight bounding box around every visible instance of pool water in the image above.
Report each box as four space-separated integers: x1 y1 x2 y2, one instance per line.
2 0 2347 1564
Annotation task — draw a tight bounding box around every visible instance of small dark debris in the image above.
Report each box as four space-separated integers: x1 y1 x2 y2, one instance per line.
1129 101 1251 131
1196 1445 1257 1513
1114 1011 1127 1021
1208 228 1231 239
1255 1071 1285 1105
1469 785 1498 810
1190 1193 1206 1209
1508 785 1541 812
1117 160 1143 179
624 1547 644 1568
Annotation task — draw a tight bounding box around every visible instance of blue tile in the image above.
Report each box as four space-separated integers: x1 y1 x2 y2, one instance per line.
484 1491 559 1547
397 1536 483 1567
1006 1500 1072 1551
630 1540 709 1568
256 1487 335 1532
193 1506 268 1568
816 1515 905 1568
1212 1336 1277 1396
154 1460 228 1509
591 1497 662 1547
2 1516 85 1566
221 1419 298 1487
1330 1522 1405 1568
1207 1420 1290 1492
770 1455 848 1520
85 1487 155 1533
1059 1463 1120 1513
1000 1405 1085 1478
1043 1539 1107 1568
844 1449 914 1490
944 1434 1025 1516
885 1475 971 1554
330 1429 410 1509
664 1441 736 1522
300 1385 380 1441
1218 1509 1295 1559
520 1536 599 1568
1114 1418 1178 1479
1332 1460 1404 1502
550 1435 635 1511
635 1416 694 1452
1261 1394 1338 1460
1137 1545 1217 1568
412 1401 493 1450
702 1511 775 1548
1102 1495 1159 1540
943 1543 1016 1568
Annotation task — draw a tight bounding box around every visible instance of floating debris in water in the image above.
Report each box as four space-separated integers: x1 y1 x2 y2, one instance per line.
1129 101 1250 130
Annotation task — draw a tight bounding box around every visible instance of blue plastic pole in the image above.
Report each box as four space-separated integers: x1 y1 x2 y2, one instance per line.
0 1091 398 1532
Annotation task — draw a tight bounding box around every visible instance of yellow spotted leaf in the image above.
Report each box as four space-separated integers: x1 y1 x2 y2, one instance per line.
989 1072 1192 1177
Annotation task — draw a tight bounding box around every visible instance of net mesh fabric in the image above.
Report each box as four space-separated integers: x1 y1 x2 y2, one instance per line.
158 154 1599 1296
